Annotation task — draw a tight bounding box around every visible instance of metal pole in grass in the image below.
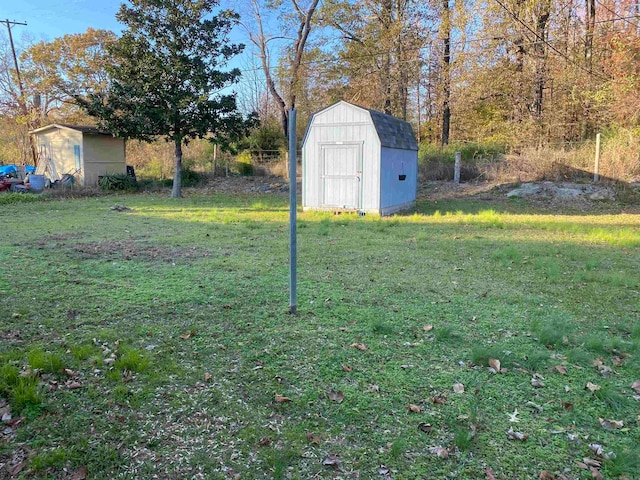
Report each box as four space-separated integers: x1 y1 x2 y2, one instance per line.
288 109 298 315
594 133 601 183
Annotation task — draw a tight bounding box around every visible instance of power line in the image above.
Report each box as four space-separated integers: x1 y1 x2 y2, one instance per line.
490 0 610 81
594 0 639 29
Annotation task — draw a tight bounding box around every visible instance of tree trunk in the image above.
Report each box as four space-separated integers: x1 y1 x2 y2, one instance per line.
441 0 451 146
533 0 550 121
381 0 393 114
585 0 595 69
171 138 183 198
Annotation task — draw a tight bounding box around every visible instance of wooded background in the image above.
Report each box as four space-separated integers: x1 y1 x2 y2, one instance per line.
1 0 639 182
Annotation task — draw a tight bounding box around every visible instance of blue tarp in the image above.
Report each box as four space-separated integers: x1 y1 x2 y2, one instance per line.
0 165 35 176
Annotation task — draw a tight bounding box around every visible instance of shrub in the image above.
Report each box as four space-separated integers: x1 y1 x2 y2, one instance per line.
160 168 205 187
235 151 254 176
99 174 139 191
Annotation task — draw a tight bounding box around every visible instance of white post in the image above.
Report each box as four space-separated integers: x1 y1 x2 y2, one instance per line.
594 133 601 183
454 151 461 184
285 151 289 180
212 143 217 176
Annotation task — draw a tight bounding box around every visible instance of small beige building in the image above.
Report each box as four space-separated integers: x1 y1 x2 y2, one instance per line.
30 124 126 186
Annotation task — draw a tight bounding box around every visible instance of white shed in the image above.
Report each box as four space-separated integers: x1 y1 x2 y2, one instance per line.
302 101 418 216
30 124 126 186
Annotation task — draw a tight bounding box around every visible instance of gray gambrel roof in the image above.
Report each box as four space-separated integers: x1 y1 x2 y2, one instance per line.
365 107 418 151
305 101 418 151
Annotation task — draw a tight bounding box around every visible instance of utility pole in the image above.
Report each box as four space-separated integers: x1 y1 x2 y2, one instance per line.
2 19 27 100
2 19 38 166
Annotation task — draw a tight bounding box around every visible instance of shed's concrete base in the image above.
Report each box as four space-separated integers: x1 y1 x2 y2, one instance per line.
303 200 415 216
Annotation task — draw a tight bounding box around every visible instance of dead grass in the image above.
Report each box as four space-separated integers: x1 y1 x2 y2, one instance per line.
422 131 640 184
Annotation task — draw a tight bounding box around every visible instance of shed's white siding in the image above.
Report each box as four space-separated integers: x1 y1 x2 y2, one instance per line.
303 101 418 216
303 103 381 212
82 135 126 185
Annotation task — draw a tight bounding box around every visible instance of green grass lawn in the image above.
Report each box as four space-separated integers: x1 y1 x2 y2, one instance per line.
0 192 639 479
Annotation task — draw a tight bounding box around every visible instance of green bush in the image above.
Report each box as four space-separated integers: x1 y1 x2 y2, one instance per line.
99 174 139 191
235 151 254 176
160 168 205 187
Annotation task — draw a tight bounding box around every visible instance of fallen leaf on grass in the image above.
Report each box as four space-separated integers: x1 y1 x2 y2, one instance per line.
539 471 555 480
322 453 341 468
586 382 601 392
179 330 196 340
408 404 423 413
66 381 82 390
428 446 449 459
592 358 604 368
598 418 623 430
350 343 367 351
552 365 567 375
579 458 602 468
453 382 464 393
611 356 624 366
71 466 88 480
306 433 321 444
204 373 212 382
506 427 528 441
274 394 291 403
489 358 501 372
341 364 352 373
589 443 604 456
632 380 640 394
430 394 446 404
591 468 604 479
328 389 344 403
423 324 434 332
531 377 545 387
485 467 497 480
507 409 520 423
562 401 574 411
10 462 25 476
418 422 432 433
258 437 272 446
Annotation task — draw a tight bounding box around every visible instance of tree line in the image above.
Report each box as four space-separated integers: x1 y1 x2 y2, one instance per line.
1 0 639 195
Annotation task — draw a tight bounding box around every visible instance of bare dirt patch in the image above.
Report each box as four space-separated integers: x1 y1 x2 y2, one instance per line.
72 239 213 262
197 175 296 195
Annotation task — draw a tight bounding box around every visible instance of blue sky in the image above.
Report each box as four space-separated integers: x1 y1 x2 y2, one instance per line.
1 0 123 41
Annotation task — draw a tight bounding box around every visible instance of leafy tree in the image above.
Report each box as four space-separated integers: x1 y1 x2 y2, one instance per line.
247 119 286 160
21 28 116 123
78 0 247 197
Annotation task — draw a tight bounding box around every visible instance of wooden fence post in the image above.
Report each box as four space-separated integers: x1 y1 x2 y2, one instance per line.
594 133 601 183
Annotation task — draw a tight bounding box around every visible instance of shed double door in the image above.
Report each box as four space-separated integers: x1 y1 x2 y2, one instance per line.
320 143 362 209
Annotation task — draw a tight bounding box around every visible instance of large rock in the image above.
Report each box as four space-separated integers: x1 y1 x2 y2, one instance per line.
506 182 615 201
506 183 543 197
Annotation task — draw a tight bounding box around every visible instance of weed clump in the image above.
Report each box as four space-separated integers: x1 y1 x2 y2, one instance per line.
27 348 66 374
9 376 42 414
115 348 150 373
